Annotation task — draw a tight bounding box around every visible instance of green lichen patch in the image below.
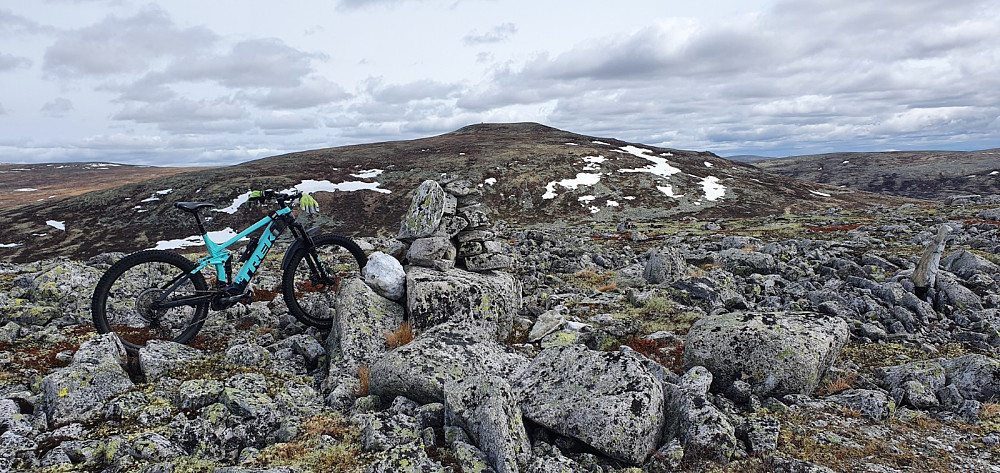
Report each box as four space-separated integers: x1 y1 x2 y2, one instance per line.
244 413 374 472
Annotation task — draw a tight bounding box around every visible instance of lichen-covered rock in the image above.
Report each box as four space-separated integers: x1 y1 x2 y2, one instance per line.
130 431 184 462
683 311 849 397
444 375 530 473
935 272 983 311
513 344 665 465
42 334 134 426
399 180 447 242
406 266 521 341
28 260 102 307
224 343 271 367
356 411 422 451
139 340 204 382
717 248 777 276
662 366 737 464
452 441 498 473
941 249 1000 279
462 252 513 272
363 252 407 301
369 321 528 405
366 442 448 473
177 379 224 410
825 389 896 421
877 360 947 409
328 277 405 382
406 237 457 267
940 354 1000 401
644 246 687 284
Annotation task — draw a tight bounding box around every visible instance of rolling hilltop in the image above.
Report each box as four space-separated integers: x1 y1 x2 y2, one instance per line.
0 123 917 262
754 149 1000 201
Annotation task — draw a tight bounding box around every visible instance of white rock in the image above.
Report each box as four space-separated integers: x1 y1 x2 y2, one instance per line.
363 252 407 301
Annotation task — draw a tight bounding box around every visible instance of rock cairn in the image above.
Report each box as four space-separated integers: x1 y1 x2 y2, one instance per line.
396 177 512 272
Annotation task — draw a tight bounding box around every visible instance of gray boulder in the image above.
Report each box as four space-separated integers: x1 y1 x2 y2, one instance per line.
406 266 521 341
328 278 405 379
643 246 686 284
683 312 849 397
366 443 447 473
444 375 530 473
662 366 738 464
941 249 999 279
139 340 204 382
398 180 447 241
940 354 1000 401
406 237 457 267
934 272 983 311
513 344 664 465
41 334 134 426
877 360 946 409
369 321 528 405
824 389 896 420
362 252 407 301
717 248 776 275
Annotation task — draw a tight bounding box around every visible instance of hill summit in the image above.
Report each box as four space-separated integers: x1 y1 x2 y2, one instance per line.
0 123 913 261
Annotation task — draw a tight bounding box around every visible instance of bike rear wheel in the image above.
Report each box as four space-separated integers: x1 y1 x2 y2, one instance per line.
92 250 210 354
282 234 367 329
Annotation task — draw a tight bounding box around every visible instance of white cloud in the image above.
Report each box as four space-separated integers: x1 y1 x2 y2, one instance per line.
41 97 73 116
43 5 218 76
464 22 517 45
163 38 322 88
0 53 31 71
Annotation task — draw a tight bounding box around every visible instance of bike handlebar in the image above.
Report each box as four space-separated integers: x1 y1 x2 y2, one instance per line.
249 189 302 205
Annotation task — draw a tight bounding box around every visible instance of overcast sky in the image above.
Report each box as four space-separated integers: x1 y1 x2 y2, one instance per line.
2 0 999 166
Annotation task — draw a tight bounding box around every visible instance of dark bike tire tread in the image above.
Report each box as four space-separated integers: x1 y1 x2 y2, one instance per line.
91 250 209 354
282 234 367 329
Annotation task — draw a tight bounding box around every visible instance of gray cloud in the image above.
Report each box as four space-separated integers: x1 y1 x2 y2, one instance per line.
41 97 74 116
335 0 413 10
0 53 31 71
246 77 352 110
455 0 1000 156
366 78 461 103
464 22 517 45
0 102 5 115
255 113 319 134
0 9 49 36
43 5 218 76
112 97 252 134
164 38 322 88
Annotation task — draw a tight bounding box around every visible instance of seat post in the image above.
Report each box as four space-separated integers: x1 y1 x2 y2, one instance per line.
192 212 208 235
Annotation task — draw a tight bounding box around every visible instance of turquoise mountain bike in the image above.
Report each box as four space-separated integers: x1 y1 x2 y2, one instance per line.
91 189 367 354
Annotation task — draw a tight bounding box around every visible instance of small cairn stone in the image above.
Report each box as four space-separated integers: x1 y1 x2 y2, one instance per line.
395 177 510 272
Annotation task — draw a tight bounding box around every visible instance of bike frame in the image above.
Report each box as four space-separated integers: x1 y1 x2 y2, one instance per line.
192 207 291 284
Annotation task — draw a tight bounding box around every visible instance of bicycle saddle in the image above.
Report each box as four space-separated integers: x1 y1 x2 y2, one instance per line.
174 202 216 213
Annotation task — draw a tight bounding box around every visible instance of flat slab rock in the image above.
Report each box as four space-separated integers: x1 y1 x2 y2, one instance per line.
512 344 665 465
369 321 528 405
406 265 520 341
683 311 849 397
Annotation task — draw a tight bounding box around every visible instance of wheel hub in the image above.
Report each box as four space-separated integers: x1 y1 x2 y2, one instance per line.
135 288 167 325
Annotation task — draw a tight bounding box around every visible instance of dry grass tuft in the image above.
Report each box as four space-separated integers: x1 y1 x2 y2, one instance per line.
816 372 858 396
356 366 370 397
596 282 618 292
386 321 414 349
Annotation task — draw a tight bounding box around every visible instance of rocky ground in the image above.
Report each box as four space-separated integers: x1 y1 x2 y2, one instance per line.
3 178 1000 472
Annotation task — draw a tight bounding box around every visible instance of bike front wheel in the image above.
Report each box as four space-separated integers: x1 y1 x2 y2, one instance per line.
282 234 368 329
91 250 210 354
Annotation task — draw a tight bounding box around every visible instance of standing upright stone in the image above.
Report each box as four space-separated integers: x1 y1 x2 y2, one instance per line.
913 224 950 299
399 180 447 241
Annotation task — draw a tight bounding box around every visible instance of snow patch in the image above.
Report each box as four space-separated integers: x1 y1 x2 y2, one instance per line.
484 177 497 186
704 161 714 168
623 196 636 200
46 220 65 230
842 160 850 164
589 206 600 214
152 227 248 250
809 190 832 197
592 141 611 146
657 185 682 198
351 169 384 179
701 176 725 201
15 188 37 192
293 179 391 194
606 200 619 207
0 243 20 248
618 146 682 179
140 196 160 202
578 195 596 203
565 142 578 146
542 173 601 200
156 188 174 195
992 171 1000 175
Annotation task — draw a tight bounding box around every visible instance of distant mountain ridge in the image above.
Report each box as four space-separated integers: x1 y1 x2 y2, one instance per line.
0 123 916 262
754 149 1000 201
